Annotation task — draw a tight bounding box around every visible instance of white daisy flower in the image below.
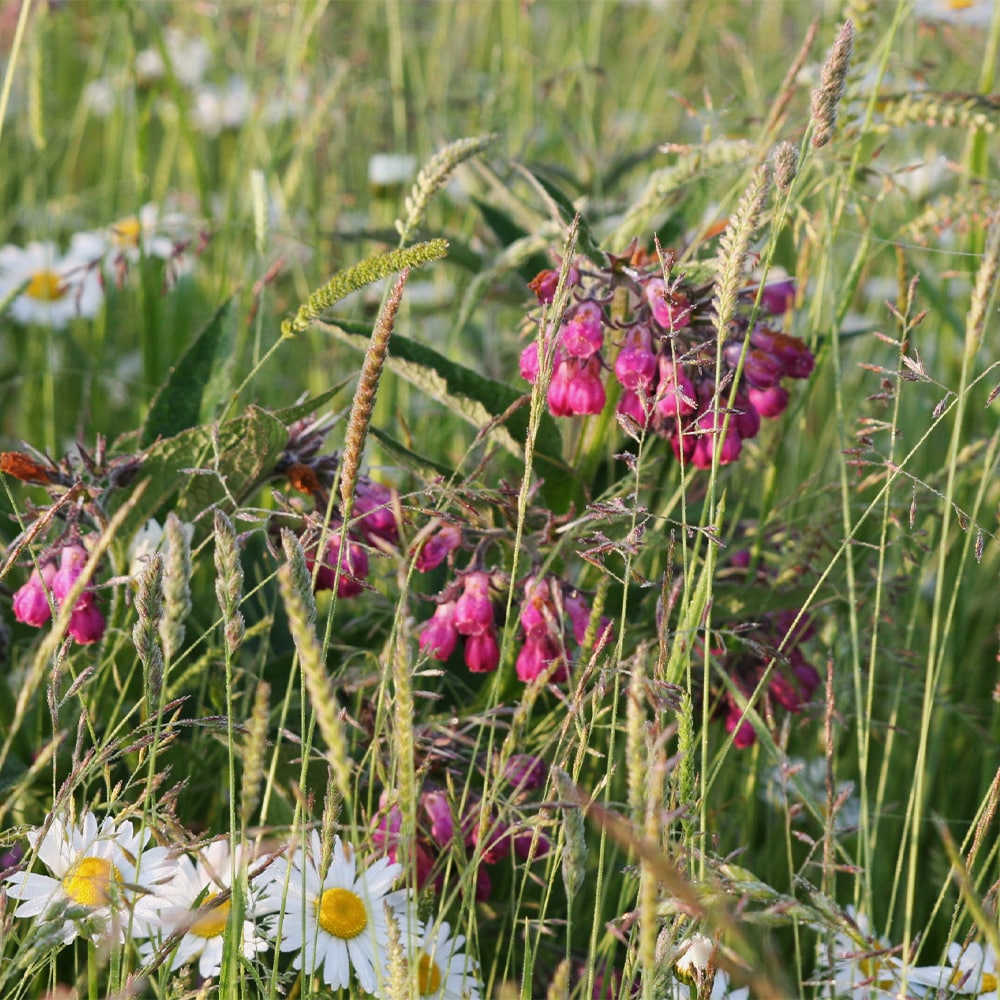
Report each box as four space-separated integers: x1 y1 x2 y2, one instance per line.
909 941 998 997
913 0 997 27
816 907 910 999
406 919 482 1000
191 77 252 137
135 28 212 89
2 811 176 946
259 831 409 994
0 240 104 328
368 153 417 189
133 840 268 979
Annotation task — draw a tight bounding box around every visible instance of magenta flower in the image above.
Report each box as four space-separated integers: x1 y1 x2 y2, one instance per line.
354 479 398 545
68 601 106 645
454 571 494 636
464 626 500 673
309 530 369 597
418 601 460 660
52 544 88 603
414 524 462 573
13 562 56 627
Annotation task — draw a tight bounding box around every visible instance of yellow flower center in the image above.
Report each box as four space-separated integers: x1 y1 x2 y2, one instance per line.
316 887 367 939
416 952 442 994
190 892 231 938
858 956 895 990
26 270 66 302
61 855 121 907
110 217 142 248
952 968 998 992
946 0 973 9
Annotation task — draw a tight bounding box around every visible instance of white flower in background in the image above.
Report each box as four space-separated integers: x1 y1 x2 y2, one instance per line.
262 77 311 125
816 908 914 1000
134 840 268 980
128 517 195 581
759 756 861 833
0 240 104 328
909 941 998 997
136 28 212 88
913 0 997 26
259 831 408 994
191 76 252 136
368 153 417 189
2 811 176 946
404 919 482 1000
665 933 750 1000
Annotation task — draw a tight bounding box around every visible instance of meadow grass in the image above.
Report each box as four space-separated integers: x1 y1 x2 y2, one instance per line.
1 1 999 998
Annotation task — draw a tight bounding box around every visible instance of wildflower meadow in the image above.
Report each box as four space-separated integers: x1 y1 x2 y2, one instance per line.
2 1 1000 998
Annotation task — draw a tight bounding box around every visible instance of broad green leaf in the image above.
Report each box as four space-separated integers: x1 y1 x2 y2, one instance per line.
519 163 604 265
113 406 289 542
141 298 232 447
317 318 565 470
369 426 456 482
273 383 353 425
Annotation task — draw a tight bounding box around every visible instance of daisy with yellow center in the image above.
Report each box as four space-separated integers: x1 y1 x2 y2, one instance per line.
2 811 175 946
259 831 409 994
404 920 483 1000
0 240 104 329
133 840 268 979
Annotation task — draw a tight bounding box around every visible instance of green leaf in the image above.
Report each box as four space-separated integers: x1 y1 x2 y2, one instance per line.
519 164 604 265
141 299 232 447
369 426 456 482
114 406 289 542
318 318 565 467
273 383 353 425
471 197 551 281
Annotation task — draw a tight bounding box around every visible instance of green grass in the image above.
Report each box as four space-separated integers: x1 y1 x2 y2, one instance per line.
1 1 999 998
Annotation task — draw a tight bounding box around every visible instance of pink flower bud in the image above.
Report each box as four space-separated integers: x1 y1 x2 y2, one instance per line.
13 563 56 627
52 544 88 604
565 359 606 416
519 577 553 642
733 394 761 440
421 789 454 847
654 359 697 420
747 384 789 418
758 276 795 315
519 342 541 383
355 479 398 545
464 626 500 673
503 754 548 791
645 278 692 330
614 345 657 390
68 601 106 645
454 572 494 636
616 389 651 429
515 637 565 682
418 601 459 660
414 524 462 573
559 305 604 359
311 531 369 597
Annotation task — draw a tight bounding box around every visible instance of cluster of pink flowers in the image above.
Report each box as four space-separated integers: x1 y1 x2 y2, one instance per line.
301 477 399 599
516 575 612 682
415 527 610 682
13 541 106 645
520 247 814 468
709 549 820 748
371 754 550 902
418 569 502 673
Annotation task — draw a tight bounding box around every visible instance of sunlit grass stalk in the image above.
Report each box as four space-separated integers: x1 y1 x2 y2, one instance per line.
158 512 192 665
276 553 353 811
